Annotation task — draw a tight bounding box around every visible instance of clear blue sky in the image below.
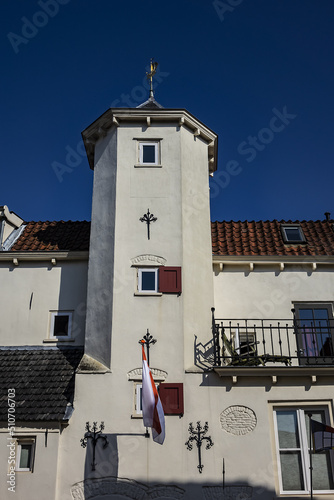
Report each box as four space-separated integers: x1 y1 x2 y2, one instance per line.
1 0 334 222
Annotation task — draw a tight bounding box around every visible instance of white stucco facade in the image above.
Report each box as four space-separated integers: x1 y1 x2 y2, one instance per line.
1 102 334 500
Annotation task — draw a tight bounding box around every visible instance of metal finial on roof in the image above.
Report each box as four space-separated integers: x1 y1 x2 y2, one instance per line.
146 59 158 98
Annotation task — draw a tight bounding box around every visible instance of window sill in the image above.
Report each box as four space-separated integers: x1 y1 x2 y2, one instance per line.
134 164 162 168
134 292 162 297
131 414 143 419
43 338 74 343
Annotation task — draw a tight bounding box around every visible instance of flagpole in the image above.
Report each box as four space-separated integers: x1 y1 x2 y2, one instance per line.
139 336 156 439
308 413 313 500
222 458 225 490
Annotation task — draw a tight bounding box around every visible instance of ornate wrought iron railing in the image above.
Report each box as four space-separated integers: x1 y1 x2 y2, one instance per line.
211 308 334 367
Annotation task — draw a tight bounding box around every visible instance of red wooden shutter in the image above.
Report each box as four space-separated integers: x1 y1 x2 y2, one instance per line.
159 383 184 415
158 267 182 294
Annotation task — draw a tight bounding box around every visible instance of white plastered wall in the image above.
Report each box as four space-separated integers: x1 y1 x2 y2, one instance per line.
0 260 88 345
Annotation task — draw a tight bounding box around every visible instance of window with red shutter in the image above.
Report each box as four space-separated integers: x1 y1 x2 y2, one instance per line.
159 383 184 415
158 267 182 294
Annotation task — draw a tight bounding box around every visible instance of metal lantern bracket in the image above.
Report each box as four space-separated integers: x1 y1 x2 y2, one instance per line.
80 421 108 471
185 421 214 473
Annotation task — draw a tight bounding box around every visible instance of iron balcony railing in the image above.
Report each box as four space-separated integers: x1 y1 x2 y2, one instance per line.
211 308 334 367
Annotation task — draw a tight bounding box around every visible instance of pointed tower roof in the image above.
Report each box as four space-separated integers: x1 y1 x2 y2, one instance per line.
81 60 218 173
136 96 164 109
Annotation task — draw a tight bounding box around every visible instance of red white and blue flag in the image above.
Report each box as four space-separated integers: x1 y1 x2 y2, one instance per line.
311 419 334 452
141 343 165 444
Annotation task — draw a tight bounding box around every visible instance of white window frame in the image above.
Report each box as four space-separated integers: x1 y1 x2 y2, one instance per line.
134 382 158 417
135 383 143 415
281 224 306 244
49 311 73 340
15 438 35 472
138 141 159 166
138 268 159 294
273 405 334 495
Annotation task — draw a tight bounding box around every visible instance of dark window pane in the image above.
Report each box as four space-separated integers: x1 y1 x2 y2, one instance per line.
141 271 156 291
313 309 329 321
280 451 304 491
285 227 303 241
54 315 69 336
277 410 300 448
19 444 32 469
298 309 313 321
142 145 156 163
313 451 334 490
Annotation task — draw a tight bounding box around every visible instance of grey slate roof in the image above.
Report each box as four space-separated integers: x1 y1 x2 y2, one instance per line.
0 347 83 422
136 96 164 109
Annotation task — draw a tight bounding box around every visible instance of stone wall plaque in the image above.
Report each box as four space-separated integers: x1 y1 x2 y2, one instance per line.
220 406 256 435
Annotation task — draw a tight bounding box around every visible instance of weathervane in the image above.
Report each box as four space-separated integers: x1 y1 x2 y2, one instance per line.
146 59 158 98
140 209 157 240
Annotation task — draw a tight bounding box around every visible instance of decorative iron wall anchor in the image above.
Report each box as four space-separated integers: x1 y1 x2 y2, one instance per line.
80 421 108 471
140 209 157 240
185 421 214 473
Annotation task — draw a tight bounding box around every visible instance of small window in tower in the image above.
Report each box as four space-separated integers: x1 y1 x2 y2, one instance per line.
138 268 159 293
138 141 160 166
49 311 73 339
281 224 306 244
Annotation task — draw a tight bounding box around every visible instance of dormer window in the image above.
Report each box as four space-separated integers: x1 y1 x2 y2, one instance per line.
281 224 306 244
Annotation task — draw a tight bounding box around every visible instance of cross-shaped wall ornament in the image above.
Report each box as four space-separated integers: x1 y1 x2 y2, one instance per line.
140 209 157 240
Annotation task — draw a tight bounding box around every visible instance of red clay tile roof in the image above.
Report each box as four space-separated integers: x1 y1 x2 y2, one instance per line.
211 220 334 256
11 221 90 252
9 219 334 256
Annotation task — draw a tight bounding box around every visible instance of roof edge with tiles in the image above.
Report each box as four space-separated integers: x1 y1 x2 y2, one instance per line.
211 219 334 257
7 220 91 253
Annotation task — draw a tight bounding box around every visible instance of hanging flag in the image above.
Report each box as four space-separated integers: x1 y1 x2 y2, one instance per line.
311 419 334 452
141 343 165 444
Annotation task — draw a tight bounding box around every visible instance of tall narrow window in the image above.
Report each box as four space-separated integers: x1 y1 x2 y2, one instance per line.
135 383 143 415
294 303 334 363
16 438 35 472
274 407 334 494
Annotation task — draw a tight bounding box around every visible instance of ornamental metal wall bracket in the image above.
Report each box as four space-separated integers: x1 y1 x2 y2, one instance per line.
80 421 108 471
140 209 157 240
139 328 157 366
185 421 214 473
